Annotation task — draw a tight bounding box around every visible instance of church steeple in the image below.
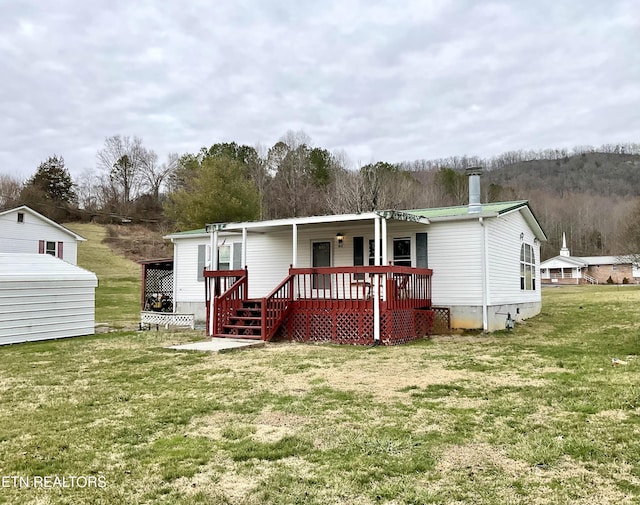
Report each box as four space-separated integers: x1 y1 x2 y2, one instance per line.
560 232 570 257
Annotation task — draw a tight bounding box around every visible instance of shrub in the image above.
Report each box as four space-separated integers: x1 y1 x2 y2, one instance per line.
623 277 630 284
606 275 614 284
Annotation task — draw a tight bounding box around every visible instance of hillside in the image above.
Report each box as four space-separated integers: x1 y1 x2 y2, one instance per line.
484 152 640 197
65 222 143 328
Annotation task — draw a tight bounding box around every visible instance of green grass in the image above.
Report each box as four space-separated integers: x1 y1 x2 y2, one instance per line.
65 223 141 327
2 229 640 503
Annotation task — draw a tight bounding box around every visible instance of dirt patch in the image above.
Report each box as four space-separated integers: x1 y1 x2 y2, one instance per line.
253 411 307 442
437 442 529 476
102 224 173 262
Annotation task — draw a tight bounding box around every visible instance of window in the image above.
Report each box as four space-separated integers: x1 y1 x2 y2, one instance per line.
218 245 230 271
393 238 411 267
17 212 24 223
45 241 56 256
416 233 428 268
520 243 536 290
368 239 383 266
197 244 208 281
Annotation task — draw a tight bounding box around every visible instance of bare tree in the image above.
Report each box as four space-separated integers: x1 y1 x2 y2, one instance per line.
0 174 23 209
96 135 146 212
75 168 102 212
140 150 179 202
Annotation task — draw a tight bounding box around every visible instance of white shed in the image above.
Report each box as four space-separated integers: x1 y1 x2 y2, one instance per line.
0 253 98 345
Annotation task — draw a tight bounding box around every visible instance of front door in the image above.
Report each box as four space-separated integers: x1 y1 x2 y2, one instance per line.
312 241 332 290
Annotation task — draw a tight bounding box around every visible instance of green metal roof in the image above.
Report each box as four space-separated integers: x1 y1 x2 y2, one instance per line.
405 200 529 219
164 228 207 238
171 200 546 241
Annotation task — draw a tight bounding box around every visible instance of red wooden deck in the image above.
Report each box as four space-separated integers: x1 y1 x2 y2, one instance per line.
204 266 435 346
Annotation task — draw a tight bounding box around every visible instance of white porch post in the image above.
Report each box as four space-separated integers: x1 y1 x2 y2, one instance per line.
292 223 298 268
381 218 388 266
209 229 219 337
241 227 247 269
373 216 381 343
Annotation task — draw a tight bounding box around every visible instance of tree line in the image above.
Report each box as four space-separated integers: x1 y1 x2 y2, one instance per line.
2 133 640 260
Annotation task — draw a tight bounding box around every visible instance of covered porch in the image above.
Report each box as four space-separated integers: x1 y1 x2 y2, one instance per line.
203 210 439 344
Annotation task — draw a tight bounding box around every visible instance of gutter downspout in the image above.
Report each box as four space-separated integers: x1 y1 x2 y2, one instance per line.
479 217 488 331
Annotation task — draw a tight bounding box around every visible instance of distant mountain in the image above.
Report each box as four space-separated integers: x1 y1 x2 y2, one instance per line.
484 153 640 197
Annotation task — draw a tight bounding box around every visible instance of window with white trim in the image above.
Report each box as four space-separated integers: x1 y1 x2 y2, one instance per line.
520 243 536 290
45 241 56 256
393 237 411 267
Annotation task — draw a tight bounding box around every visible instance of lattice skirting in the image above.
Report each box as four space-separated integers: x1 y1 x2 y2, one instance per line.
431 307 451 334
141 311 195 329
279 303 434 346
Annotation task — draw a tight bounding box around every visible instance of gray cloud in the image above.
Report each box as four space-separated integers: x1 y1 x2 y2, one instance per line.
0 0 638 180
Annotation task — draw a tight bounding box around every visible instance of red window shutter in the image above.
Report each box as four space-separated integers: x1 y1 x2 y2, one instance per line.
39 240 45 254
57 242 64 259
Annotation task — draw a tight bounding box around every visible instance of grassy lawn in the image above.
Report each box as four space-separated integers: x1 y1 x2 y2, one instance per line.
65 223 141 328
2 234 640 504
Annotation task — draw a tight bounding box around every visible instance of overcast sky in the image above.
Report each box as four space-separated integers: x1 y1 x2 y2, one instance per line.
1 0 638 180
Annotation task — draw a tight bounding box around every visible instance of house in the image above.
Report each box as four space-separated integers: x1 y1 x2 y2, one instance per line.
0 205 86 265
541 233 640 284
163 168 547 343
0 253 98 345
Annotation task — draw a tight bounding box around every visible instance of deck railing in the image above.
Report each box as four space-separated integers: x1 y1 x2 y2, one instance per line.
205 265 432 339
289 265 432 309
204 269 247 335
262 274 295 340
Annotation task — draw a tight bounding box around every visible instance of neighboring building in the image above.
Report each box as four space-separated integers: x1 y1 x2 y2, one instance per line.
0 205 86 265
540 233 640 284
0 253 98 345
163 169 547 342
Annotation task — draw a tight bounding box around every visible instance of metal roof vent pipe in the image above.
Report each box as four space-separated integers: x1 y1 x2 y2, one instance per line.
466 166 483 213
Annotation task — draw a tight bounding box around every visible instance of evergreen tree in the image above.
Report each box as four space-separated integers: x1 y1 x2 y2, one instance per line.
26 155 77 204
164 156 260 229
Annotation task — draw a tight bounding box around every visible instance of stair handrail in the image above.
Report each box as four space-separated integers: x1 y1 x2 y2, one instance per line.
261 272 295 341
211 270 248 335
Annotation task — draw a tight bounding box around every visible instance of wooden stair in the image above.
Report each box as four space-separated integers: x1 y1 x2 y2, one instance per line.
214 299 263 340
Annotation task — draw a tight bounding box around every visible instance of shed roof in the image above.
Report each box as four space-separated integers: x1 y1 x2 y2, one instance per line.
0 253 98 283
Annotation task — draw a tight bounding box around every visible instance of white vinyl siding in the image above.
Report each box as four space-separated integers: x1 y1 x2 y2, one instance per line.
170 210 543 328
485 211 541 305
173 236 210 304
244 231 294 298
428 220 484 306
0 254 97 345
0 209 80 265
